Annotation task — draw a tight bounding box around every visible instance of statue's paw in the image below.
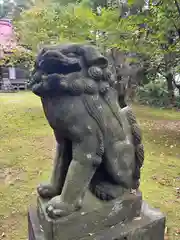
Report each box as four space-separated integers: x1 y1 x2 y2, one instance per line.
37 183 59 198
46 196 78 218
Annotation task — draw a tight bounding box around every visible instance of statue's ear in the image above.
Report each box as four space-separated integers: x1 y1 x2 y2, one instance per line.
82 45 108 68
36 45 49 66
37 44 49 55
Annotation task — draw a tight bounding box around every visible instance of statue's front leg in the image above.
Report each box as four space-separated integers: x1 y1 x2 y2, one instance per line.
38 138 71 198
46 135 102 218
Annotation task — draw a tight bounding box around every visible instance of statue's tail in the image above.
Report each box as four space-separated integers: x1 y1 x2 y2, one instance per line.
123 106 144 189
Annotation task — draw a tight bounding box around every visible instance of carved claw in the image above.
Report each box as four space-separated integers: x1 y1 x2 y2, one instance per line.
46 205 68 218
37 183 59 199
46 196 79 218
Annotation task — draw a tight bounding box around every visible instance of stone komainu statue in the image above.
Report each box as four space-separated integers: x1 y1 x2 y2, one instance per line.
29 43 144 218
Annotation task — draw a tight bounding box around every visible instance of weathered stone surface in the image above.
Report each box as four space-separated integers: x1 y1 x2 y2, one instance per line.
28 43 145 218
82 202 166 240
27 43 165 240
28 201 165 240
37 191 142 240
28 208 44 240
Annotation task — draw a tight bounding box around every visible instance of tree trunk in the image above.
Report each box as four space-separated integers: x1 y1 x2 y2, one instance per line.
165 72 175 106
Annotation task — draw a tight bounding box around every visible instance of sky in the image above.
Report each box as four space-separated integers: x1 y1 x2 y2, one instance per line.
0 0 15 5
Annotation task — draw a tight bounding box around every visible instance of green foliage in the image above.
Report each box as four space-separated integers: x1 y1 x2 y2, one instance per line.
14 4 100 51
14 2 138 53
0 48 35 69
12 0 180 106
136 80 170 107
175 95 180 108
14 1 180 64
137 79 180 108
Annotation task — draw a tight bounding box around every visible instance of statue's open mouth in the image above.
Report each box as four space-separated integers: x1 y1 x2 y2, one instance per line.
39 50 82 75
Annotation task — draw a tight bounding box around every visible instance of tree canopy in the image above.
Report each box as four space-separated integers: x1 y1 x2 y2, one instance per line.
4 0 180 105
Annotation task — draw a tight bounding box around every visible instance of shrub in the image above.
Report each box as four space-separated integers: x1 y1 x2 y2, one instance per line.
136 79 170 108
175 95 180 108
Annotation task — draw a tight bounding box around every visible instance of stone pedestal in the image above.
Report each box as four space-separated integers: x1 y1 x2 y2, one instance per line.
28 191 165 240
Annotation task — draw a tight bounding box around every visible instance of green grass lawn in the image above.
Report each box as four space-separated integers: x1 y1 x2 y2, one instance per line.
0 92 179 240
